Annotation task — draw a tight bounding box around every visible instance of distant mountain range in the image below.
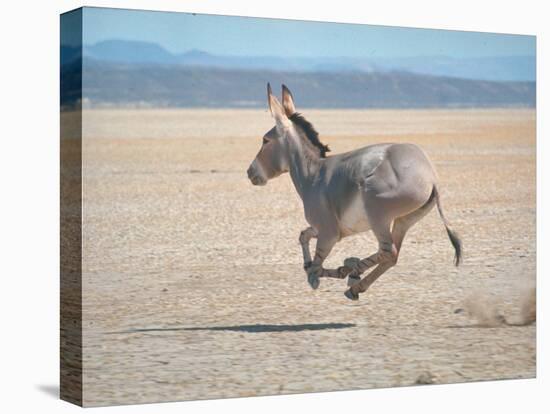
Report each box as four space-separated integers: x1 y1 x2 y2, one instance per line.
62 39 536 82
60 39 536 109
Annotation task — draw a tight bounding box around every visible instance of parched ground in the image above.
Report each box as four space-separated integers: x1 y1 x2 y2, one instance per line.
77 108 535 406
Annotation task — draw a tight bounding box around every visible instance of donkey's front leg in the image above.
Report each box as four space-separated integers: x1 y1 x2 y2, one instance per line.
299 227 317 270
306 234 353 290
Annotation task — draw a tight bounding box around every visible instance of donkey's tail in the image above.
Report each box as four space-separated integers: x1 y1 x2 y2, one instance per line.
433 185 462 266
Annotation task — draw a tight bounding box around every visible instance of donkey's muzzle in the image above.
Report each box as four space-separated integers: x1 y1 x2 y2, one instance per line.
247 165 266 186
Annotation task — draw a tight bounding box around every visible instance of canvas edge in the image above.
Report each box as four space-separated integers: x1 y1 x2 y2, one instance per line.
60 7 84 407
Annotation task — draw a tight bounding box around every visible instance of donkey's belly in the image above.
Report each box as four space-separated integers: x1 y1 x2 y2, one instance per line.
339 193 371 237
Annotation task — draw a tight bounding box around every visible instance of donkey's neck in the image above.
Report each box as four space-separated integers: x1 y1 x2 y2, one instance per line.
287 135 322 200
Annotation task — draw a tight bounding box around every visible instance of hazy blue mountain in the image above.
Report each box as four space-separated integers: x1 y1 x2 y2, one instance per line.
66 59 534 109
79 39 536 81
85 39 177 64
374 55 536 82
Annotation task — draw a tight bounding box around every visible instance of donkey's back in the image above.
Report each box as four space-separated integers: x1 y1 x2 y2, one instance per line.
322 142 438 229
326 142 436 185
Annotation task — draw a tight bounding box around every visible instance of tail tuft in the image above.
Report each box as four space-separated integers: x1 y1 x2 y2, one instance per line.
446 227 462 266
433 186 462 266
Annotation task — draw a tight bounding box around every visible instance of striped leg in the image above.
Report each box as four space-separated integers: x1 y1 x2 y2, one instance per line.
344 240 398 300
343 212 397 300
345 261 396 300
343 248 388 287
344 200 435 300
305 235 353 290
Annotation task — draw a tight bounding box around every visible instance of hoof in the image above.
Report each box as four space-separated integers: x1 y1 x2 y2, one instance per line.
344 289 359 301
308 273 320 290
347 274 361 287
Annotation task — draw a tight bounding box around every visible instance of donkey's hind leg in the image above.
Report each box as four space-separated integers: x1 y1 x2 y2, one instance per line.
344 253 380 287
343 217 397 300
344 198 436 300
344 261 395 300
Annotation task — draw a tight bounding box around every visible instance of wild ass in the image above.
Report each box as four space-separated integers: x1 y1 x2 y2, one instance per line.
247 84 462 301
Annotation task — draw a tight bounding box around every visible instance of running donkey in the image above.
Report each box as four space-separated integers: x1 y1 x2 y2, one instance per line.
247 84 462 301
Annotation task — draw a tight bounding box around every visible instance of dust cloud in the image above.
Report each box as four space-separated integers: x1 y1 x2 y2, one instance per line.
462 284 536 327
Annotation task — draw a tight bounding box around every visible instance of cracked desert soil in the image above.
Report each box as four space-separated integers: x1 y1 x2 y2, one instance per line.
73 108 535 406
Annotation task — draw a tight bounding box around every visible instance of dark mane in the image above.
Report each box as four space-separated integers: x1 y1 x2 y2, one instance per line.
289 113 330 158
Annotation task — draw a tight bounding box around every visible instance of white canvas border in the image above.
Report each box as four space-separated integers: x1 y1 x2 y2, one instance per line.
0 0 546 412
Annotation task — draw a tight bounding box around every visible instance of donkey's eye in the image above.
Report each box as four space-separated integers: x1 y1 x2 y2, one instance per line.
262 137 269 145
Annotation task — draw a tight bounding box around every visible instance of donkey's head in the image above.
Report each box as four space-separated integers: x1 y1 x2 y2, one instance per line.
247 83 294 186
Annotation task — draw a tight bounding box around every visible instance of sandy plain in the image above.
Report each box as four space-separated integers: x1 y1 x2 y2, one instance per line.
73 108 535 406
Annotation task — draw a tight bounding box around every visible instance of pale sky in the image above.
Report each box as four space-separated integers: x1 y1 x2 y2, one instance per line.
67 6 536 58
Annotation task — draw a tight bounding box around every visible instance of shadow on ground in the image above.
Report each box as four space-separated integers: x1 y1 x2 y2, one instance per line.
111 323 356 334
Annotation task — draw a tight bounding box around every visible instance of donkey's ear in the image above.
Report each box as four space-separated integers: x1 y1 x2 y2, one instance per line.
267 83 289 127
281 84 296 117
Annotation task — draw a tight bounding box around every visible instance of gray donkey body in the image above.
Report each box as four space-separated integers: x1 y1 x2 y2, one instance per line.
247 84 461 301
